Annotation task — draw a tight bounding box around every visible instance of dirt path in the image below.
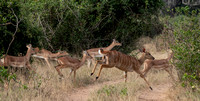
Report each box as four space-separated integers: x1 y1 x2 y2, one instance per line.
66 79 173 101
67 79 124 101
137 82 173 101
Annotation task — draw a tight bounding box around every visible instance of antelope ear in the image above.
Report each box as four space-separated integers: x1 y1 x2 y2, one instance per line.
143 48 146 52
27 44 32 47
83 51 87 54
139 48 145 52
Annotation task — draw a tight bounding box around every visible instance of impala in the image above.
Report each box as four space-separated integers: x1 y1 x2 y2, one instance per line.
86 39 122 68
33 47 69 68
0 44 35 70
55 51 91 80
142 52 175 81
91 48 155 90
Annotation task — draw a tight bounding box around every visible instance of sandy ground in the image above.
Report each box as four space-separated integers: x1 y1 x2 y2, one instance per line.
137 82 173 101
66 80 173 101
66 79 124 101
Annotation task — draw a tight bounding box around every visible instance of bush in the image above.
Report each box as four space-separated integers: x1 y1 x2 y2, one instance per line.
0 0 42 55
168 8 200 88
19 0 163 54
0 66 16 89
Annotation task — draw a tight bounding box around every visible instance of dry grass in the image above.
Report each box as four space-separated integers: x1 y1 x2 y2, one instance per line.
0 54 174 101
0 59 74 101
0 35 199 101
168 85 200 101
0 57 128 101
89 68 176 101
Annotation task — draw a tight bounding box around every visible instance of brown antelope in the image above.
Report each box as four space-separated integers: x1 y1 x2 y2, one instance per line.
91 48 155 90
0 44 35 70
33 47 69 68
86 39 122 68
142 52 175 81
55 51 91 80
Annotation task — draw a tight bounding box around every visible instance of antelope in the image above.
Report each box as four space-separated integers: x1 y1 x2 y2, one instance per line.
0 44 35 70
142 51 175 81
91 48 155 90
33 47 69 68
86 39 122 68
55 51 91 80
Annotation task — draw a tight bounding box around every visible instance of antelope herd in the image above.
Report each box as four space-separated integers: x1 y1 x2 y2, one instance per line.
0 39 174 90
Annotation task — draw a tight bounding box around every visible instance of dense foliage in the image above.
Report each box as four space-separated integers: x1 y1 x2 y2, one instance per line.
168 7 200 88
0 0 163 88
0 0 41 55
1 0 163 55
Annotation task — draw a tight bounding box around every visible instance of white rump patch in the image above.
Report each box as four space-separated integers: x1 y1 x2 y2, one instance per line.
0 58 4 63
98 49 102 55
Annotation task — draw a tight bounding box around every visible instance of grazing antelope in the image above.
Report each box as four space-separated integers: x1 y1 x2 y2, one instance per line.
0 44 35 70
91 48 155 90
142 52 175 81
55 51 91 80
86 39 122 68
33 47 69 68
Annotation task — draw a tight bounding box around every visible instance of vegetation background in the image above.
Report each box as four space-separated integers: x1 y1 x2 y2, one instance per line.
0 0 199 100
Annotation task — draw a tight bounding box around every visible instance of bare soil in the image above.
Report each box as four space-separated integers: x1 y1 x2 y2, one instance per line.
137 82 173 101
66 79 173 101
66 79 124 101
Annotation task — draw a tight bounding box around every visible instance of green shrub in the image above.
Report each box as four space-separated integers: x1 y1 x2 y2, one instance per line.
19 0 163 54
169 8 200 88
0 0 42 55
0 66 16 86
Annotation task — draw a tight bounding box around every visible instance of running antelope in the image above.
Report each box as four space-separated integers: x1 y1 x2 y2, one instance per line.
55 51 91 80
91 48 155 90
142 52 175 81
0 44 35 70
86 39 122 68
33 47 69 68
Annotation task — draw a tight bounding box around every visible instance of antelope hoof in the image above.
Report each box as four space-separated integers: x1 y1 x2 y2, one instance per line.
150 87 153 90
59 75 64 79
90 73 94 76
59 77 63 80
96 77 99 80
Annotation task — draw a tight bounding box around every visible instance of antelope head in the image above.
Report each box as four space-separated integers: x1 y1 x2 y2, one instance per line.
26 44 35 54
112 39 122 46
140 48 155 60
83 51 89 57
